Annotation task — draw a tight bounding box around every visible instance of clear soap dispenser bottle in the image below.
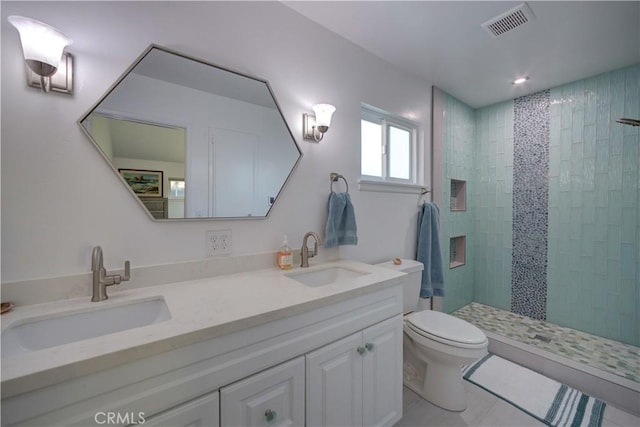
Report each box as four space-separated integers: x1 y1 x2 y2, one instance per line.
278 235 293 270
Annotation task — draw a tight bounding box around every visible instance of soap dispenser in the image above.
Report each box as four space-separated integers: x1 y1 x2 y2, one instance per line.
278 235 293 270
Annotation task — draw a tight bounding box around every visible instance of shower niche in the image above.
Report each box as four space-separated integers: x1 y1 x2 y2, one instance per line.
450 179 466 211
449 236 466 269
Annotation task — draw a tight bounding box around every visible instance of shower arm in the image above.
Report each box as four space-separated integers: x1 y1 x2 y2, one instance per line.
615 118 640 126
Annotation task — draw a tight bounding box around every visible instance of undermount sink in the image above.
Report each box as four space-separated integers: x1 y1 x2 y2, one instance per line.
286 266 369 287
1 297 171 358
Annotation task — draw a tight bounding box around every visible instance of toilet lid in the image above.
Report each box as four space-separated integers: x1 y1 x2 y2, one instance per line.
406 311 486 345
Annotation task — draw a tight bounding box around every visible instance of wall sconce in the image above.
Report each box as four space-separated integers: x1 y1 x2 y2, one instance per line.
8 15 74 94
303 104 336 142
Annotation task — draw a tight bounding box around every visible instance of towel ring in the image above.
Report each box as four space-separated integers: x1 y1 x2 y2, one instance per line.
330 173 349 193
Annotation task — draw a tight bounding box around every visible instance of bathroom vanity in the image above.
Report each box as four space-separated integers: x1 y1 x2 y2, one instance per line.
1 260 406 427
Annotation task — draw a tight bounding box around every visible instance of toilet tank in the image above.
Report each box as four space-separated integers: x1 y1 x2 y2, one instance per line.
375 259 424 313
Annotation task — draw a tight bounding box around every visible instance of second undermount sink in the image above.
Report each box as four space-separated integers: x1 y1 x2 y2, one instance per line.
286 266 369 287
1 297 171 358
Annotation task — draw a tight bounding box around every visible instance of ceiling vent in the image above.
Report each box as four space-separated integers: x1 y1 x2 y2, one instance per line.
482 3 536 38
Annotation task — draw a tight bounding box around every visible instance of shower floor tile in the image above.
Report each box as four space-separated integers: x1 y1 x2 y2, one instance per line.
452 302 640 383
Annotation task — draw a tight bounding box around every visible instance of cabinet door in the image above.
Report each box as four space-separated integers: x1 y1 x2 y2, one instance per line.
144 391 219 427
362 315 403 427
220 357 304 427
306 333 363 427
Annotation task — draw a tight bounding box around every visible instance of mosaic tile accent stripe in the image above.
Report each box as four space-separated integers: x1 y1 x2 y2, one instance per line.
511 90 551 320
453 302 640 383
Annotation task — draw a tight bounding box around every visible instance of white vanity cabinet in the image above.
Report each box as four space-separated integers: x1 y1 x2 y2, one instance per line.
220 357 305 427
144 391 220 427
306 315 402 427
1 281 404 427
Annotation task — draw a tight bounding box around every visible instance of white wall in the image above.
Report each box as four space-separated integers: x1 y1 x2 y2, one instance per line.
1 1 431 284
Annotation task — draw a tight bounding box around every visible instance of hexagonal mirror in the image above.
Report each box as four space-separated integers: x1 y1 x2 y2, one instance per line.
79 45 302 220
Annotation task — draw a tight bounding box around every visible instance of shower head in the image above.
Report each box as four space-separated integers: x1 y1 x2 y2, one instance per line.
616 118 640 126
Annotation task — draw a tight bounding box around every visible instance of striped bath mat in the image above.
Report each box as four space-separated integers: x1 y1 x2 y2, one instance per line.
463 354 606 427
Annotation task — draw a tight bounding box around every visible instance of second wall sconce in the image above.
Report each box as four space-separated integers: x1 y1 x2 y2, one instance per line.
303 104 336 142
8 15 74 94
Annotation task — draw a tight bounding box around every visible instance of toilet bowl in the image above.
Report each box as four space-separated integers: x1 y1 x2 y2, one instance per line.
403 310 487 411
376 259 488 412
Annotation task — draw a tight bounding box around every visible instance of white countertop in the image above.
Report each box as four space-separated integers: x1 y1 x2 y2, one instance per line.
1 260 405 398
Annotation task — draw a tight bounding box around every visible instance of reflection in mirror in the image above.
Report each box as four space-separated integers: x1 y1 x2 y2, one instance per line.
79 45 302 220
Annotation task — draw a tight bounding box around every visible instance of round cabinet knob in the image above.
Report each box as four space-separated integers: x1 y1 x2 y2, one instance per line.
365 343 374 351
357 346 367 355
265 409 276 422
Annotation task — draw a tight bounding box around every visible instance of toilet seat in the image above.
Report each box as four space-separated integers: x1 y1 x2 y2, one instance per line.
405 311 487 349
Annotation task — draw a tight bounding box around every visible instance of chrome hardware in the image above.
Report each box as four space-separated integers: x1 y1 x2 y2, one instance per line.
300 231 321 268
329 173 349 193
357 346 367 355
365 343 374 351
91 246 130 302
265 409 276 422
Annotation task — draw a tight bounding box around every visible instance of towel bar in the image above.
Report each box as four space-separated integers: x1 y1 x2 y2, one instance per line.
330 173 349 193
418 187 431 206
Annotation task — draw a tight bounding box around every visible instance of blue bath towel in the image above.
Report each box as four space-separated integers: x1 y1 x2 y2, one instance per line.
416 202 444 297
324 192 358 248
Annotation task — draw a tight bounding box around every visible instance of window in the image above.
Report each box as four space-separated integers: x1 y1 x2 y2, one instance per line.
169 178 185 199
361 106 418 185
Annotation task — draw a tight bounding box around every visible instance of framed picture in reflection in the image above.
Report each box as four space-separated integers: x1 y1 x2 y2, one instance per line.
118 169 163 198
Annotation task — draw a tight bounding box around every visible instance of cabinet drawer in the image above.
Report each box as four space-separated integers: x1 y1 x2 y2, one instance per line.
221 357 304 427
144 391 219 427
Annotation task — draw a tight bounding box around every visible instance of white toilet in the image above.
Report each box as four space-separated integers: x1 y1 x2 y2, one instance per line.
376 259 488 412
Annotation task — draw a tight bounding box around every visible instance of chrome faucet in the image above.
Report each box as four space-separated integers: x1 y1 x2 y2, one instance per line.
91 246 130 302
300 232 321 268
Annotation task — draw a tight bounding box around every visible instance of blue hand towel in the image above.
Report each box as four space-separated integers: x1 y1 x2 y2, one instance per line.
416 202 444 298
324 192 358 248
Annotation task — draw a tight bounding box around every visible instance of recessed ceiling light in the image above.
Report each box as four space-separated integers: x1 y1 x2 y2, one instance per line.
512 76 529 85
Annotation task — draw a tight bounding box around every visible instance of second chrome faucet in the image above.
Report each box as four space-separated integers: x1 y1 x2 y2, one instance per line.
300 232 321 268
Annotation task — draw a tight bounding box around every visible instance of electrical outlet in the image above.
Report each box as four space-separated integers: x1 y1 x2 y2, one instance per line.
206 229 232 257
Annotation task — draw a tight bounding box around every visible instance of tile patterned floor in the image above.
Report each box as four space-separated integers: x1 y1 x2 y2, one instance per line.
397 384 639 427
452 302 640 383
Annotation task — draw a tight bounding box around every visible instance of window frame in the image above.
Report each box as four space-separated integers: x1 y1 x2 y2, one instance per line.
168 178 185 199
360 106 419 186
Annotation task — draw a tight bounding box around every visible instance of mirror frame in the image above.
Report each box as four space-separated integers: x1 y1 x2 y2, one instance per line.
78 44 303 221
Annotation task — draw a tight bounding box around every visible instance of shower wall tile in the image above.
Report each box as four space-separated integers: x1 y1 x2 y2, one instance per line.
441 64 638 346
584 78 597 125
474 101 513 311
441 93 476 313
547 64 640 346
584 124 596 157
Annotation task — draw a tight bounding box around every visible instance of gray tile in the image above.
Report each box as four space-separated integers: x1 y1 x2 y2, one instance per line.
602 405 640 427
395 364 639 427
395 395 455 427
403 386 422 412
476 398 545 427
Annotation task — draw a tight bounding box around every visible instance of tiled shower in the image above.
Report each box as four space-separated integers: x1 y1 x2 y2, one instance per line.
438 64 639 375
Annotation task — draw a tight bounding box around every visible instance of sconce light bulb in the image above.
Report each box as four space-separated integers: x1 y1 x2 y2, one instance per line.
312 104 336 131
